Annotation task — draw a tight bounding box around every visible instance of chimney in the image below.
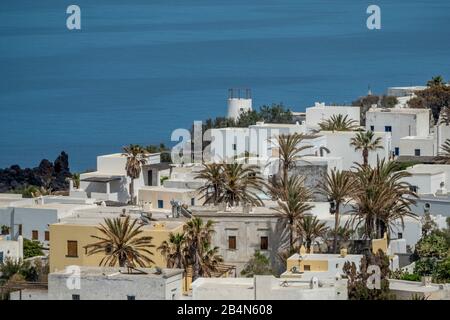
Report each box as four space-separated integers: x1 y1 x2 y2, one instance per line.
340 248 347 257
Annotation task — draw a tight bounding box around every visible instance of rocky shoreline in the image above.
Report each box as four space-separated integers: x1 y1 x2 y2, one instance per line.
0 151 72 193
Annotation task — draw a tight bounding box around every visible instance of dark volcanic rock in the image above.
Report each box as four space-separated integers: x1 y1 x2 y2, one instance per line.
0 151 72 193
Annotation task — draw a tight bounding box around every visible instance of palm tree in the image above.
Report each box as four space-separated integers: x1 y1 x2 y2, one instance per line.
158 233 188 269
183 217 216 282
329 222 355 252
271 175 314 252
297 215 329 253
350 160 417 239
318 169 355 253
350 130 384 166
438 106 450 126
85 216 155 268
270 133 313 187
427 75 446 87
197 242 223 277
218 163 265 207
71 173 80 189
195 163 224 205
435 139 450 164
123 144 148 205
318 114 359 132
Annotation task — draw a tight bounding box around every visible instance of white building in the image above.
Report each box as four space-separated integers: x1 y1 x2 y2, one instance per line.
401 164 450 195
0 195 96 246
389 279 450 300
366 108 430 156
283 252 363 279
191 275 348 300
163 164 205 190
0 235 23 263
76 152 165 204
210 127 249 162
209 122 323 169
387 86 427 97
399 136 436 157
410 194 450 218
400 164 450 218
305 103 361 129
138 186 198 212
48 267 184 300
320 131 391 170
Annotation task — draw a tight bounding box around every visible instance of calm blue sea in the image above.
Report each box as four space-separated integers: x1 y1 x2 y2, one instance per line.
1 0 449 172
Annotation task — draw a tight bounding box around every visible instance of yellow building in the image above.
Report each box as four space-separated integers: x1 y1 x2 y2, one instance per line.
49 217 185 273
372 233 388 254
283 247 362 277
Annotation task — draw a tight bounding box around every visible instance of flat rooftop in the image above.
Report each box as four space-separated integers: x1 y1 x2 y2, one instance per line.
0 194 26 207
54 206 185 230
139 186 196 193
55 216 184 231
288 253 362 261
99 152 160 158
192 205 280 217
389 279 444 293
400 135 434 140
51 266 183 279
81 175 123 183
307 105 356 109
210 127 249 131
415 193 450 202
11 201 95 212
406 164 450 175
250 123 306 128
192 277 254 288
388 86 427 90
367 107 429 114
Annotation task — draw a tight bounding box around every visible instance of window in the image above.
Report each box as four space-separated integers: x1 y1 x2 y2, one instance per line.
336 263 339 269
67 241 78 257
398 233 403 239
232 143 237 151
228 236 236 250
260 236 268 250
127 295 135 300
32 230 38 240
191 198 195 206
304 265 311 271
409 186 418 193
370 126 374 131
385 126 392 132
157 200 164 209
18 224 22 236
148 170 153 186
45 231 50 241
105 244 113 255
414 149 421 156
0 252 3 263
72 294 80 300
394 147 399 156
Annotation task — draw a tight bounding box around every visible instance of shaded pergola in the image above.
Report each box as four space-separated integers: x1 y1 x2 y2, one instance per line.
81 175 123 195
